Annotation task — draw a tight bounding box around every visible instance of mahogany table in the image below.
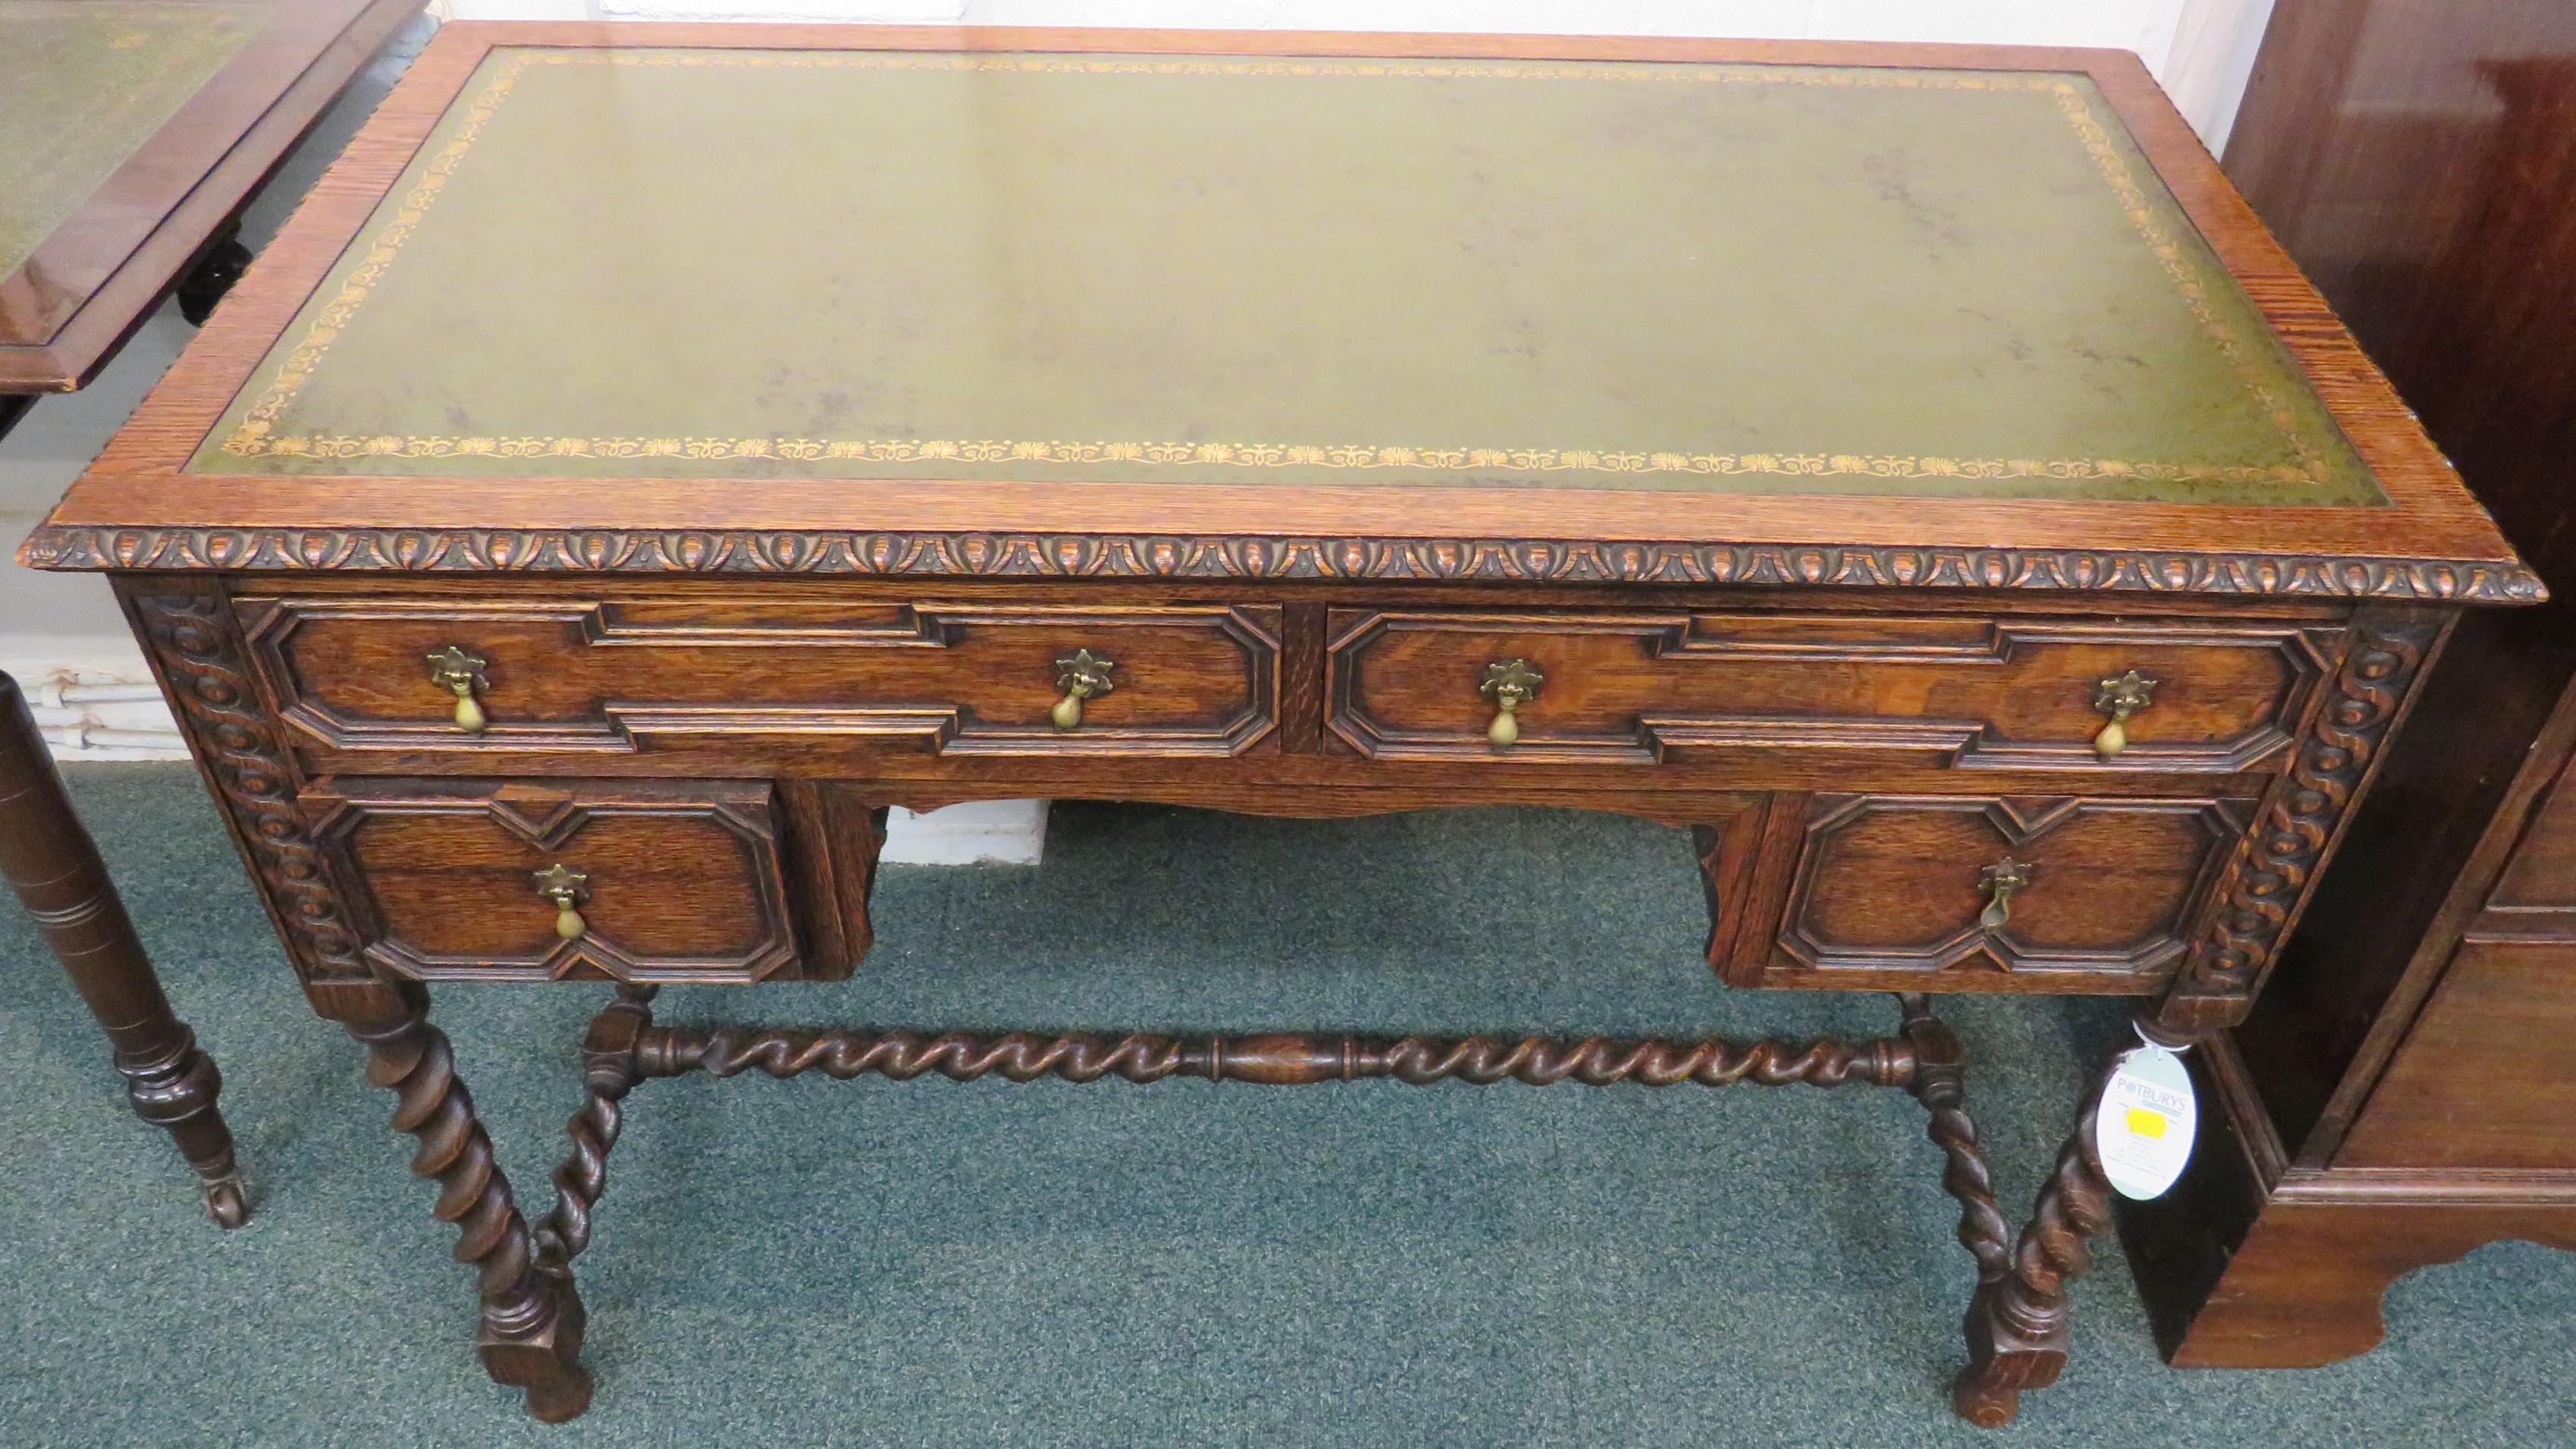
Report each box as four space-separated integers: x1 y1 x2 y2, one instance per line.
1 671 247 1224
17 22 2536 1426
4 0 419 1227
1 0 426 400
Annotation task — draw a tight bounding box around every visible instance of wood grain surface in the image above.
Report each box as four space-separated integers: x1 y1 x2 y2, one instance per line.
302 776 800 982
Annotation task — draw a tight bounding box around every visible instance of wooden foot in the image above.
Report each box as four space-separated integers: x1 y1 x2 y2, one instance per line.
0 671 250 1227
2159 1201 2576 1367
119 1025 252 1228
1949 1054 2119 1427
330 980 593 1422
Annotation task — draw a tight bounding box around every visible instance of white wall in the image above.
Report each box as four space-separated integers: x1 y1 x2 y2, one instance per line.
445 0 2278 146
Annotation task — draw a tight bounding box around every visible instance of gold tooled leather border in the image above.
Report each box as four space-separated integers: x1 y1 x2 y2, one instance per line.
210 49 2355 492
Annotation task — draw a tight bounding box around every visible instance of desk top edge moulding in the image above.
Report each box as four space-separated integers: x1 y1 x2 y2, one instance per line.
14 22 2536 599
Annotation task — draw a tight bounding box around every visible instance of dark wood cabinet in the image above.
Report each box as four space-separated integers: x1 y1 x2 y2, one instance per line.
2116 0 2576 1366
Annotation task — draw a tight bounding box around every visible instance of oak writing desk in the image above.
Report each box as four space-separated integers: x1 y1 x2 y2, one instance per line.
20 23 2536 1426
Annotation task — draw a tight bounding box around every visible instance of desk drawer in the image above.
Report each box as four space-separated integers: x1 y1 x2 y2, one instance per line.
242 596 1280 758
300 778 801 982
1327 609 2336 771
1724 793 2251 993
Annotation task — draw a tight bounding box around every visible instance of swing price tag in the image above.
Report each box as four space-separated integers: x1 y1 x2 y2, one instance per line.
2093 1043 2196 1200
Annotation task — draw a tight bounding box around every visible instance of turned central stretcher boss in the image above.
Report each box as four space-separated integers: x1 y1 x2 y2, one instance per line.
20 21 2534 1427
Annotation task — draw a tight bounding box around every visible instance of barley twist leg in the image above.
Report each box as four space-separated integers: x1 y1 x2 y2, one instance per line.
534 983 657 1278
1949 1061 2118 1428
338 981 594 1423
1896 995 2014 1289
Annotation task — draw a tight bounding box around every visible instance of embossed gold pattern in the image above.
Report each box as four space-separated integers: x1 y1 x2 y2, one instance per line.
212 49 2346 490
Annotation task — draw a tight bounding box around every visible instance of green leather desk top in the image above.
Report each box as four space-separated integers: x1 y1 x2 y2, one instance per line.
0 1 267 284
194 46 2384 507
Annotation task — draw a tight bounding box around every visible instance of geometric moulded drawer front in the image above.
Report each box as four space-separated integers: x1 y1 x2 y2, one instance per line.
298 777 799 982
1326 608 2336 770
240 595 1281 759
1759 794 2252 993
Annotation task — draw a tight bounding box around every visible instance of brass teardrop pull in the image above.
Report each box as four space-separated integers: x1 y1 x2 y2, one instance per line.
1977 858 2031 932
1478 658 1544 750
2090 669 2158 759
532 863 590 939
1050 648 1117 731
426 645 490 733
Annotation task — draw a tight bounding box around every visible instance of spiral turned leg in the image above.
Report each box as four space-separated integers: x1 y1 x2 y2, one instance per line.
534 983 658 1279
1948 1057 2117 1429
339 981 594 1423
1896 995 2013 1292
0 671 247 1227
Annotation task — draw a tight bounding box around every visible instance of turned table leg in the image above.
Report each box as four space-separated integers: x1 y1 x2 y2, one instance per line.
329 979 594 1422
0 670 248 1227
1897 995 2015 1291
174 218 253 327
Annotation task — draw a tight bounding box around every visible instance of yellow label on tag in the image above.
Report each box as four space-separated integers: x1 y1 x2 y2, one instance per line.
2100 1045 2196 1201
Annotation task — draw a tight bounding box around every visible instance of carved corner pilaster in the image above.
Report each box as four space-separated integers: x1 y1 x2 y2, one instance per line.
124 585 369 983
2159 607 2452 1030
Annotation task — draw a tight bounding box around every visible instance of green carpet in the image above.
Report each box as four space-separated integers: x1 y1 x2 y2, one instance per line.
4 765 2571 1447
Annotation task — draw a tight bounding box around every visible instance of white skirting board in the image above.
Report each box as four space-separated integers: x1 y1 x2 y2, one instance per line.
881 800 1051 864
3 646 192 762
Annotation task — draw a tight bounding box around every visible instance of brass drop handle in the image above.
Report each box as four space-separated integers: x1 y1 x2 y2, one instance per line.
2090 669 2159 759
1050 648 1117 731
532 863 589 939
1978 858 2032 932
1478 658 1545 749
426 645 490 734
